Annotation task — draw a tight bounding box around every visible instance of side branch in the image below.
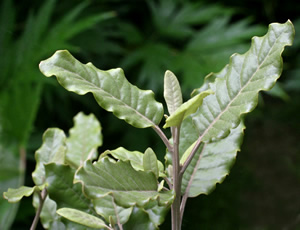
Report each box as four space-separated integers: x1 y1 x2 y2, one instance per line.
152 125 173 152
180 135 203 176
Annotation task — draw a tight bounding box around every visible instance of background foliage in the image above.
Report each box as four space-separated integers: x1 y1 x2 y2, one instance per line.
0 0 299 229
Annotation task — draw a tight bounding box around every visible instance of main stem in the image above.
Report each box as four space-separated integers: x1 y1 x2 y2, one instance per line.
171 126 182 230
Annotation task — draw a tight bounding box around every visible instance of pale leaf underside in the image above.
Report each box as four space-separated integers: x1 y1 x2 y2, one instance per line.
182 121 245 197
66 112 102 169
179 21 294 197
164 70 183 115
192 20 294 142
32 128 66 185
39 50 164 128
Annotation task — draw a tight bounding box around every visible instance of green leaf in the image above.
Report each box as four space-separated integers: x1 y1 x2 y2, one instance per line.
123 207 157 230
33 194 65 229
143 205 170 228
163 89 213 128
74 158 174 208
181 121 245 196
57 208 109 229
3 186 36 203
43 163 100 229
45 163 94 212
101 147 143 171
122 205 169 230
33 194 86 230
191 20 294 142
66 112 102 169
92 195 132 225
101 147 165 177
164 70 182 115
143 148 159 179
39 50 164 128
32 128 66 185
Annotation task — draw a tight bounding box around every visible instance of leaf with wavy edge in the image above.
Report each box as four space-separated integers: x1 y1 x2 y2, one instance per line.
45 163 94 212
164 70 182 115
191 20 294 142
143 205 169 228
163 90 213 128
3 185 45 203
93 192 169 228
66 112 102 169
74 157 174 208
39 50 164 128
181 121 245 196
122 205 170 230
123 207 157 230
57 208 109 229
101 147 166 177
32 128 66 185
32 194 64 229
92 195 132 225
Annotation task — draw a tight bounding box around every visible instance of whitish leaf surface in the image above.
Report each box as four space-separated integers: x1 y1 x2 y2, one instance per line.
181 121 245 196
93 195 132 225
191 21 294 142
164 70 182 115
101 147 165 177
57 208 109 229
143 148 159 179
164 89 212 128
32 128 66 185
39 50 164 128
66 112 102 169
74 158 174 208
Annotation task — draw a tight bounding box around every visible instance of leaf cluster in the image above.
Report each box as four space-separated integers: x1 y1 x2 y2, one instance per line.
4 112 173 229
1 1 295 228
4 20 293 229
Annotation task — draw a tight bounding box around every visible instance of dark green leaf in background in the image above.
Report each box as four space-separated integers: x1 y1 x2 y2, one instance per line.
0 0 113 228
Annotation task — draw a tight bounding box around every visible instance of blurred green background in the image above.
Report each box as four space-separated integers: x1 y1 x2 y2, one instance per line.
0 0 299 229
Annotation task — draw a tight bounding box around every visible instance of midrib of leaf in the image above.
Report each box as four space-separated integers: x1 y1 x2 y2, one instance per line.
56 65 157 127
194 27 285 143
